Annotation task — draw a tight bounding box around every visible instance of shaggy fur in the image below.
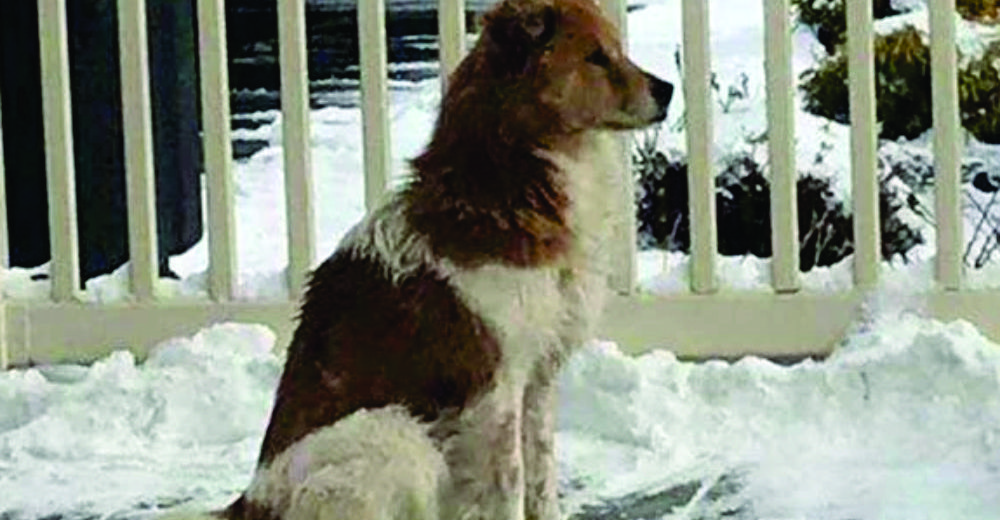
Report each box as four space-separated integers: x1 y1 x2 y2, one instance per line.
212 1 674 519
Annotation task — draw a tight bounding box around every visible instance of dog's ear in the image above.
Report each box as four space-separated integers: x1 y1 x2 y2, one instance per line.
482 1 557 75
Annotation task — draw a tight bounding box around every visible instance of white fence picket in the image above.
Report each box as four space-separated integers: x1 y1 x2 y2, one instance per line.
845 0 881 289
681 0 718 294
929 0 963 290
38 0 81 302
359 0 392 212
599 0 640 294
439 0 466 91
197 0 238 302
0 93 7 269
763 0 800 293
117 0 159 302
0 90 5 369
278 0 316 297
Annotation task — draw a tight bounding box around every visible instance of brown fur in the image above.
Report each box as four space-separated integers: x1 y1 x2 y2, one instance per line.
253 251 502 468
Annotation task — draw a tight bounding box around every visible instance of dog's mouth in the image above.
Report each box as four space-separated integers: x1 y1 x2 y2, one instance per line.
597 70 675 130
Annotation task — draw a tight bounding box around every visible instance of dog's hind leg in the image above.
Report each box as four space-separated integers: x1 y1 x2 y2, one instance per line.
286 459 440 520
246 406 445 520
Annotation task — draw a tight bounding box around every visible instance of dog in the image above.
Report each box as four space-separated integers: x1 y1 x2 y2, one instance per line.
218 0 673 518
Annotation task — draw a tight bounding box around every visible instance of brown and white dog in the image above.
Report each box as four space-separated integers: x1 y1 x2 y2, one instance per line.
220 0 672 518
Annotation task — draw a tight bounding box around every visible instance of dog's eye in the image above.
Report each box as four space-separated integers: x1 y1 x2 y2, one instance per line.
585 49 610 68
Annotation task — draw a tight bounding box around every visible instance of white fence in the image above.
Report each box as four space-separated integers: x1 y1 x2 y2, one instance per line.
0 0 997 369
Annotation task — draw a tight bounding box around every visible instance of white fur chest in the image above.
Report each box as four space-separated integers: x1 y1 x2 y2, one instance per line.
550 130 624 267
448 265 566 385
447 131 623 384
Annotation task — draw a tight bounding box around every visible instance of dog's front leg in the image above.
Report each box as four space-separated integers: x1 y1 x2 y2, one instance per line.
522 360 561 520
440 376 526 520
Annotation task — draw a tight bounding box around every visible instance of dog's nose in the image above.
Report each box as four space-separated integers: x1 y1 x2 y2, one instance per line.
644 72 674 121
645 72 674 108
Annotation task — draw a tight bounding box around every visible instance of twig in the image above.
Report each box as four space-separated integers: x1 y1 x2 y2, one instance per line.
964 189 999 265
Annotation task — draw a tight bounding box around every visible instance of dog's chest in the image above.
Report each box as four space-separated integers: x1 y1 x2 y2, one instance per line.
448 265 566 381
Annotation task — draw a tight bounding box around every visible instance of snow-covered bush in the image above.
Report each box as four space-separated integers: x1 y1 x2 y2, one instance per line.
633 138 928 271
634 127 690 253
800 25 1000 143
960 40 1000 143
791 0 996 55
963 155 1000 268
955 0 999 20
791 0 903 54
800 25 931 140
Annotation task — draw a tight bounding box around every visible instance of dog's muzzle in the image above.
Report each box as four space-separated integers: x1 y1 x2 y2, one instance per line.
644 72 674 122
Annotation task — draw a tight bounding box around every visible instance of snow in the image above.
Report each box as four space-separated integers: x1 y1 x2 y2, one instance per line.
874 2 1000 64
2 313 999 518
3 0 1000 518
557 311 1000 519
0 324 281 517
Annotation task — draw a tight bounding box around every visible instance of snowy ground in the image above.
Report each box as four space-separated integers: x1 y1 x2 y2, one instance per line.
2 310 999 519
3 0 1000 518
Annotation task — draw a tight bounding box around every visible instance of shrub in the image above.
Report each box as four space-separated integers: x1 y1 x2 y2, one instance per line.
960 41 1000 143
956 0 1000 21
800 25 933 141
792 0 997 56
800 25 1000 143
634 142 927 271
634 129 690 252
791 0 902 54
795 174 856 271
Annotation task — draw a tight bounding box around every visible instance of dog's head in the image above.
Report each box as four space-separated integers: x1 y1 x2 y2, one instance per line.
478 0 674 133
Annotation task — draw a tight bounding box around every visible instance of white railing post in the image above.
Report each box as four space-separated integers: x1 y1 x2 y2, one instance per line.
359 0 392 213
763 0 800 293
278 0 316 298
38 0 81 301
845 0 880 289
929 0 963 290
439 0 466 94
0 92 7 269
117 0 160 302
598 0 639 294
0 301 5 369
197 0 238 301
681 0 718 294
0 92 6 368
